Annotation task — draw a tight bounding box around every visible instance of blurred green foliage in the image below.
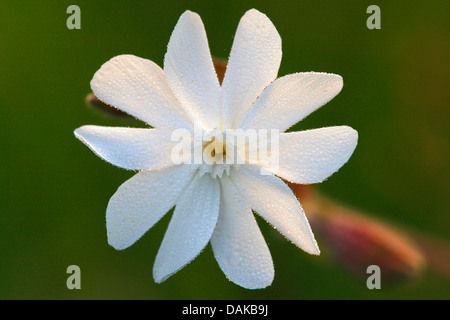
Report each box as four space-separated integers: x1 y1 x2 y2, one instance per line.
0 0 448 299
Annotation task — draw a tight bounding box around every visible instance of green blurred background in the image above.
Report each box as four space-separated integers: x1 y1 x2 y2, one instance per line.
0 0 448 299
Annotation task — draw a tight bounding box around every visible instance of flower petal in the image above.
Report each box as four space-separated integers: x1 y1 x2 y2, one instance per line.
230 166 319 255
153 172 220 283
91 54 193 131
106 165 196 250
222 9 282 129
266 126 358 184
74 125 178 170
237 72 343 132
211 175 274 289
164 11 221 129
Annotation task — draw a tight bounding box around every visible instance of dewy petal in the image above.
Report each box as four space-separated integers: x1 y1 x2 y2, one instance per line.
230 166 320 255
106 165 196 250
153 172 220 283
266 126 358 184
237 72 343 132
74 125 178 170
211 175 274 289
91 54 193 131
221 9 282 129
164 11 221 129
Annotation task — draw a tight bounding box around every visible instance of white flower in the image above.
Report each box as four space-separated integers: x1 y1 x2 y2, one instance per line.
74 9 358 289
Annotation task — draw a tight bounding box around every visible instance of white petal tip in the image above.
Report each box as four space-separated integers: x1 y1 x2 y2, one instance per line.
245 8 266 17
90 54 134 91
73 125 93 139
181 9 196 16
177 10 201 24
343 126 359 146
153 273 165 284
153 268 173 284
108 242 127 251
107 234 132 251
73 126 90 144
309 246 321 256
306 72 344 96
315 72 344 94
228 275 274 290
73 126 84 138
333 74 344 92
297 239 320 256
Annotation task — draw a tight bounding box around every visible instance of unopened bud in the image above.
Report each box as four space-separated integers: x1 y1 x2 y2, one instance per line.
314 199 425 283
289 183 426 284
